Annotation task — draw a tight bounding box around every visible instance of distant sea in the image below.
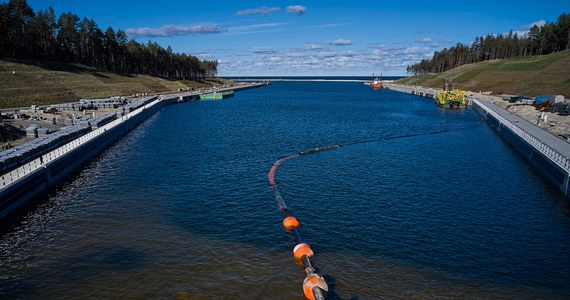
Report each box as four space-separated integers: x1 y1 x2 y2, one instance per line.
224 75 405 81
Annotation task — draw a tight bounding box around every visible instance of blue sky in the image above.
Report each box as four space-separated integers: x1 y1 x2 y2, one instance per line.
25 0 570 76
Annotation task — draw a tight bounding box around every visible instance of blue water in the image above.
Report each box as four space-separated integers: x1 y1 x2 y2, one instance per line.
1 81 570 299
224 75 404 81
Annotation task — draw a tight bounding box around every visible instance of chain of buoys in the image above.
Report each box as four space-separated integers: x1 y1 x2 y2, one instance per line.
268 128 475 299
268 145 338 300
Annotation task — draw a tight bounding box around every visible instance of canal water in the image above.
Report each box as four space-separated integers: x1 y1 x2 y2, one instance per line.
1 82 570 299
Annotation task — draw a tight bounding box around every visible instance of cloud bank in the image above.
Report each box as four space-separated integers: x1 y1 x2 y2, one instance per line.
236 7 280 16
218 43 434 75
328 39 352 46
126 24 221 38
511 19 547 37
252 47 278 54
523 20 546 30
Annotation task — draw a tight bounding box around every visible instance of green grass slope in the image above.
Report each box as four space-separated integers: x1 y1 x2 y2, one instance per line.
0 59 224 109
397 50 570 97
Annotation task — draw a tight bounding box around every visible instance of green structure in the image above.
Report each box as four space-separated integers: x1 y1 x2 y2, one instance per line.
199 90 234 100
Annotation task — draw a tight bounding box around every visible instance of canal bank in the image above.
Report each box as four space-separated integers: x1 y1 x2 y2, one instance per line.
385 83 570 196
0 83 266 220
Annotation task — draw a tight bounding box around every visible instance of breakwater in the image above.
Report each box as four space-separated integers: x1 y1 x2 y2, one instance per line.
385 83 570 195
0 83 265 220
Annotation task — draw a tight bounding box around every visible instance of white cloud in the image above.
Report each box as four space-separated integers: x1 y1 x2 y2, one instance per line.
328 39 353 46
227 23 287 35
302 43 323 51
319 50 338 58
252 47 278 54
192 51 214 60
416 37 432 43
526 20 547 29
287 5 307 15
511 19 547 37
415 37 446 48
404 46 431 55
126 24 221 38
236 7 280 16
218 42 437 75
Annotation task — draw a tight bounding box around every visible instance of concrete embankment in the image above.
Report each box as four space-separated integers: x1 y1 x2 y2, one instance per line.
385 83 570 196
0 96 175 220
0 83 266 220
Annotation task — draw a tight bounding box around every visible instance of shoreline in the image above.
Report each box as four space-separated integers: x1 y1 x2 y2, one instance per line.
385 83 570 196
0 82 266 221
385 83 570 142
0 82 262 149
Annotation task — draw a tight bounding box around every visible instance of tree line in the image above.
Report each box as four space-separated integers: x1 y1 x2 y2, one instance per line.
0 0 218 79
407 12 570 75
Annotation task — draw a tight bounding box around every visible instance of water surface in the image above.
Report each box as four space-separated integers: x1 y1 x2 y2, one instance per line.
1 81 570 299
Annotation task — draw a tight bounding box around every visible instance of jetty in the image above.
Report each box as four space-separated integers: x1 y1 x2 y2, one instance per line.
385 83 570 196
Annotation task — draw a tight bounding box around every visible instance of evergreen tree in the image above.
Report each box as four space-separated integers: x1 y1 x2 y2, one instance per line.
56 12 80 62
407 12 570 75
0 0 215 79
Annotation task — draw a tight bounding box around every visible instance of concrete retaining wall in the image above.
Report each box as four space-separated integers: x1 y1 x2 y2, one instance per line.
471 99 570 195
0 96 178 219
385 84 570 196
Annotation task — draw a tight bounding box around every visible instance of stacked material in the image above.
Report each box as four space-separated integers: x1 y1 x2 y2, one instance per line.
118 96 157 115
26 125 41 137
89 112 117 129
37 127 51 136
80 97 127 109
0 125 91 174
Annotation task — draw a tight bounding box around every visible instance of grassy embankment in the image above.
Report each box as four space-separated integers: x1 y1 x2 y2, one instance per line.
397 50 570 97
0 58 230 109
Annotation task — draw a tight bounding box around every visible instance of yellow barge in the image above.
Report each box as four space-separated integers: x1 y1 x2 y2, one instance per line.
435 79 466 108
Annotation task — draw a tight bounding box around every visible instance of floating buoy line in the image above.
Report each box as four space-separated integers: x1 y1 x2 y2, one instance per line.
269 146 337 300
267 128 468 300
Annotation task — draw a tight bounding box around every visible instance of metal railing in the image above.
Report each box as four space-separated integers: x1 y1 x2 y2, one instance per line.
385 83 570 172
387 85 570 173
472 98 570 171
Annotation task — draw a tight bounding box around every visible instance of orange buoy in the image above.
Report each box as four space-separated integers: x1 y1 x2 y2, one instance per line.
303 274 328 300
283 216 300 230
293 243 314 264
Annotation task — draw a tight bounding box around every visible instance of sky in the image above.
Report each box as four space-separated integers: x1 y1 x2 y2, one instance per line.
24 0 570 76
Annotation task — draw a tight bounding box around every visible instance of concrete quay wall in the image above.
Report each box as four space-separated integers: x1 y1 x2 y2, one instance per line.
385 83 570 196
471 99 570 194
385 84 438 99
0 83 267 220
0 96 177 219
